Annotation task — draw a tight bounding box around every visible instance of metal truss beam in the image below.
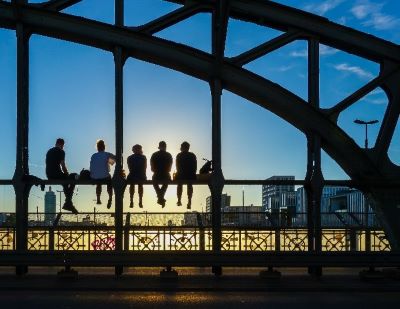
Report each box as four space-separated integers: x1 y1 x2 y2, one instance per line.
0 2 398 183
1 1 400 248
166 0 400 63
375 68 400 164
326 66 400 121
230 30 303 67
135 3 205 35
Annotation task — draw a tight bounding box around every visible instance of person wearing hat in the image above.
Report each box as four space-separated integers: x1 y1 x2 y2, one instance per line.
127 144 147 208
150 141 173 208
175 141 197 209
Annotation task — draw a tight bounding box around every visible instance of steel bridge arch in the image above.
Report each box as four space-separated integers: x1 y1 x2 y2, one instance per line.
1 0 400 249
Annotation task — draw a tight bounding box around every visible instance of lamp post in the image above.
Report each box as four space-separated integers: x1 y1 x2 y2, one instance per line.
353 119 379 149
354 119 378 246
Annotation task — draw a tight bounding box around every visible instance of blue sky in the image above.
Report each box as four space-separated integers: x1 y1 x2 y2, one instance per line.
1 0 399 213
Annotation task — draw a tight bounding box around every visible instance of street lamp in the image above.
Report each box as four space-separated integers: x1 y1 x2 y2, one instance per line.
354 119 378 232
353 119 379 149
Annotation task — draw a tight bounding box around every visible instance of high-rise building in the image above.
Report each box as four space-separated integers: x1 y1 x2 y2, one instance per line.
295 186 373 226
44 186 56 223
262 176 295 213
296 186 348 213
206 193 231 212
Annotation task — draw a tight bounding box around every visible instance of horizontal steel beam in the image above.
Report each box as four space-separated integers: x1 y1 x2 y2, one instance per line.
0 251 399 267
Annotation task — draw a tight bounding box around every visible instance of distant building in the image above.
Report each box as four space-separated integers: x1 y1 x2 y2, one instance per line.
44 186 56 223
183 211 208 226
295 186 373 226
321 186 348 212
296 186 348 213
222 205 264 226
206 193 231 212
262 176 295 213
325 189 373 226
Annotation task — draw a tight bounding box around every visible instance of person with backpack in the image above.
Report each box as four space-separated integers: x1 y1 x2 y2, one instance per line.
45 138 78 214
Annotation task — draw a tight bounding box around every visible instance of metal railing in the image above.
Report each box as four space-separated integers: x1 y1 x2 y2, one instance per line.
0 211 389 252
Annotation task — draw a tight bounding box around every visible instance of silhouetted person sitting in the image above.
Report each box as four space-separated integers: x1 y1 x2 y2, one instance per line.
151 141 172 208
90 139 115 209
127 144 147 208
46 138 78 214
176 141 197 209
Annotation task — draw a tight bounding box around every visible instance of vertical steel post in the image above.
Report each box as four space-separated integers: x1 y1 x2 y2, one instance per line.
113 0 125 276
124 212 130 251
210 0 229 276
307 38 324 275
305 136 314 253
364 196 371 251
210 79 223 252
13 0 30 275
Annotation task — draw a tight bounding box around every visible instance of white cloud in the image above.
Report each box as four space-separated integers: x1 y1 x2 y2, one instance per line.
290 45 338 58
351 0 400 30
365 98 387 105
334 63 374 79
276 65 294 72
351 1 382 19
290 50 308 58
361 88 387 104
363 13 400 30
304 0 345 16
268 65 295 72
367 88 385 96
320 45 339 56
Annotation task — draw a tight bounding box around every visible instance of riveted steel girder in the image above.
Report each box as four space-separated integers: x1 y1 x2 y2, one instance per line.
1 1 400 248
167 0 400 63
0 1 395 182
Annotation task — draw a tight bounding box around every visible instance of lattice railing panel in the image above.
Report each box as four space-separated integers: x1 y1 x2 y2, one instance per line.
322 229 350 252
0 228 15 250
370 230 391 251
28 230 49 250
280 229 308 251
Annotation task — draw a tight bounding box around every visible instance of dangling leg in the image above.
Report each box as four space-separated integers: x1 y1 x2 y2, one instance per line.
129 184 135 208
96 184 102 204
138 184 143 208
187 184 193 209
177 184 183 206
160 184 168 208
106 182 113 209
